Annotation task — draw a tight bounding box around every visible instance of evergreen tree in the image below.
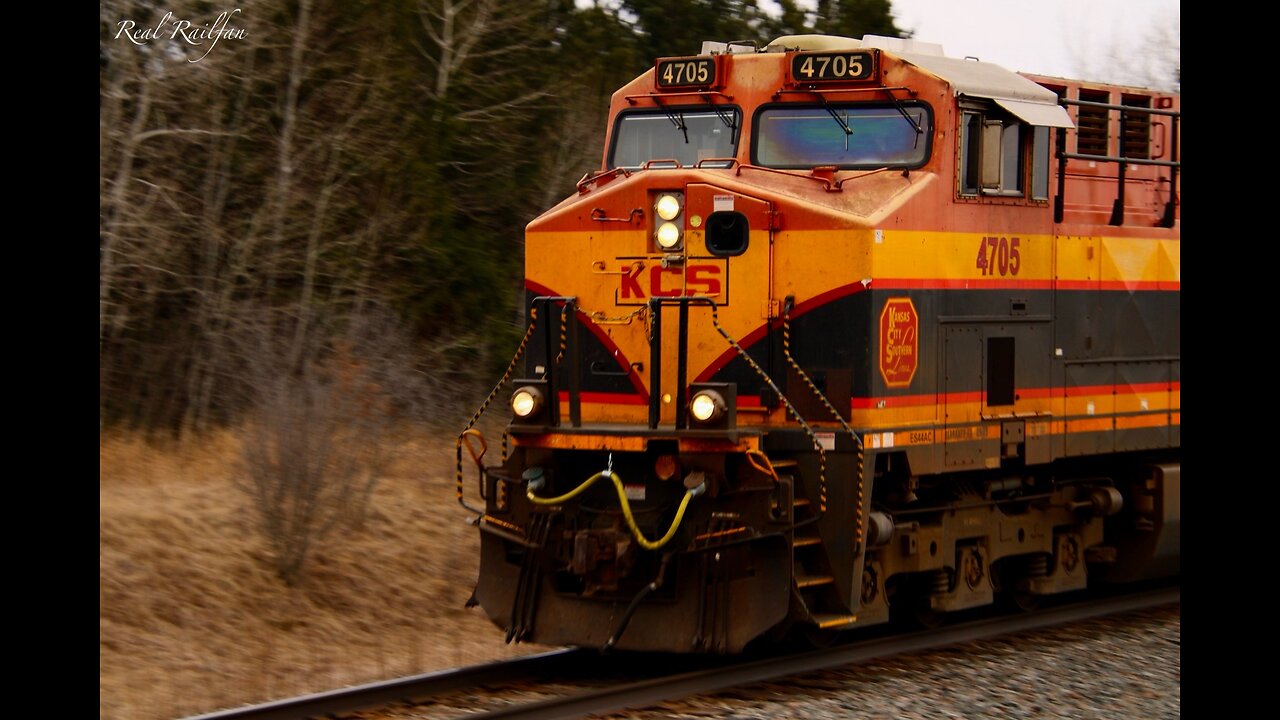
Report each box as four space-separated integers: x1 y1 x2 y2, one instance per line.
814 0 905 39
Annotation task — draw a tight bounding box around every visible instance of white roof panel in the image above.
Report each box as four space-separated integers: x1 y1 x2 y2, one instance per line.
763 35 1075 129
897 51 1075 128
994 98 1074 128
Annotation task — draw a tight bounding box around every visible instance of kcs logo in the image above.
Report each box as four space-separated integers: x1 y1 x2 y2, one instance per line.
617 261 726 304
878 297 918 388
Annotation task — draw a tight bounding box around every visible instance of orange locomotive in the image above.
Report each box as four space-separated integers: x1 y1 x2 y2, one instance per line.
458 34 1180 652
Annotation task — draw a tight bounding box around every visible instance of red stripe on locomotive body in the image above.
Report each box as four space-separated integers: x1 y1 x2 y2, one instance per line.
561 383 1180 410
847 383 1179 410
1054 279 1178 291
787 281 874 319
1063 381 1179 397
875 278 1178 292
874 278 1055 291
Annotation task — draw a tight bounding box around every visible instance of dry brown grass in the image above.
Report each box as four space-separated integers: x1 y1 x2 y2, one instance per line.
100 422 548 720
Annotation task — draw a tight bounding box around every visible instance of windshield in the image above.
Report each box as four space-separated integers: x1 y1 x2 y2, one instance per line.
609 107 741 169
754 103 932 169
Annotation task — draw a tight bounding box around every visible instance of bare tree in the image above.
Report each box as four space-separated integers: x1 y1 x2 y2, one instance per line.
237 303 443 584
100 0 423 433
99 0 629 437
1068 13 1180 92
414 0 557 220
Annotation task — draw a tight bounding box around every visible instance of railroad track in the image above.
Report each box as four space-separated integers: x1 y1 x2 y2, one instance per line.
184 582 1179 720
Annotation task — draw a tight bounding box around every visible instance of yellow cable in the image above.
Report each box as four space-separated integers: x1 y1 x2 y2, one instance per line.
526 471 610 505
526 469 702 551
614 477 699 551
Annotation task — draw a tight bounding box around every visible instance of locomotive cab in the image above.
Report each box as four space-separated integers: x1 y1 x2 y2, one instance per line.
460 34 1180 653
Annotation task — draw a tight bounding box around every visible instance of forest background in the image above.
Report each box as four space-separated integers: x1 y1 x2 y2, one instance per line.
100 0 907 438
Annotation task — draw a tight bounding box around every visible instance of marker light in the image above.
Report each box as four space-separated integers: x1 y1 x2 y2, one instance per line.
655 194 682 221
654 454 678 481
656 221 682 249
511 386 544 418
689 390 726 424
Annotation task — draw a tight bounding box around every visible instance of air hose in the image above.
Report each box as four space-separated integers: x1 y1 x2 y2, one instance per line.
526 461 705 551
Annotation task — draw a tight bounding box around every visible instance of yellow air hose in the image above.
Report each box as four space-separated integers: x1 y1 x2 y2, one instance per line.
526 466 705 551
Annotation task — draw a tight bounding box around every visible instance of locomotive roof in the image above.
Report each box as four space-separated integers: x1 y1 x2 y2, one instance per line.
764 34 1074 128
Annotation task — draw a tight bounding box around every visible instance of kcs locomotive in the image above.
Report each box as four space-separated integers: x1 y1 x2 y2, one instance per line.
456 34 1180 652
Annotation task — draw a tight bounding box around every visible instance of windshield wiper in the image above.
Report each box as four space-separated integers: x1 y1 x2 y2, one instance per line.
822 105 853 137
887 94 924 146
709 104 738 144
814 94 855 151
655 96 696 144
661 105 689 144
811 94 852 150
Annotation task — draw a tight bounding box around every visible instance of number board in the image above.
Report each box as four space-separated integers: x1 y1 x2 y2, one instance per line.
656 57 717 89
791 51 875 83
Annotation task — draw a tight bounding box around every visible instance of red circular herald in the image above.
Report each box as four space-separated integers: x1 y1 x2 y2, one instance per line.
879 298 918 388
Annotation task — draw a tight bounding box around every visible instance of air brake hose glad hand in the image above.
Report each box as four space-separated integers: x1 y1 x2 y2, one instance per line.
684 470 708 497
522 467 545 493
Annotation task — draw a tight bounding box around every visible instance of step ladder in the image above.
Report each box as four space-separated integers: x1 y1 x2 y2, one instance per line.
777 457 857 631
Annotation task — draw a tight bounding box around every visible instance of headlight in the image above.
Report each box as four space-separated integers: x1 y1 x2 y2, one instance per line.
655 194 681 221
656 221 682 249
651 191 684 252
511 386 544 418
689 389 726 423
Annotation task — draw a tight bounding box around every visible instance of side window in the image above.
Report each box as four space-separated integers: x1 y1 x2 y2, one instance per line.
960 112 982 195
959 106 1050 201
1032 126 1050 200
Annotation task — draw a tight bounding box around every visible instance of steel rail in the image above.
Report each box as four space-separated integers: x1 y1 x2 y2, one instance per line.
178 648 587 720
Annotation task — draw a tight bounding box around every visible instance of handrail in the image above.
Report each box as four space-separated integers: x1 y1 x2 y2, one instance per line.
780 295 866 549
1054 97 1179 227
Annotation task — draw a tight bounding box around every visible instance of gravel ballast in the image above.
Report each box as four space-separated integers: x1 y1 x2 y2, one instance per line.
592 603 1180 720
